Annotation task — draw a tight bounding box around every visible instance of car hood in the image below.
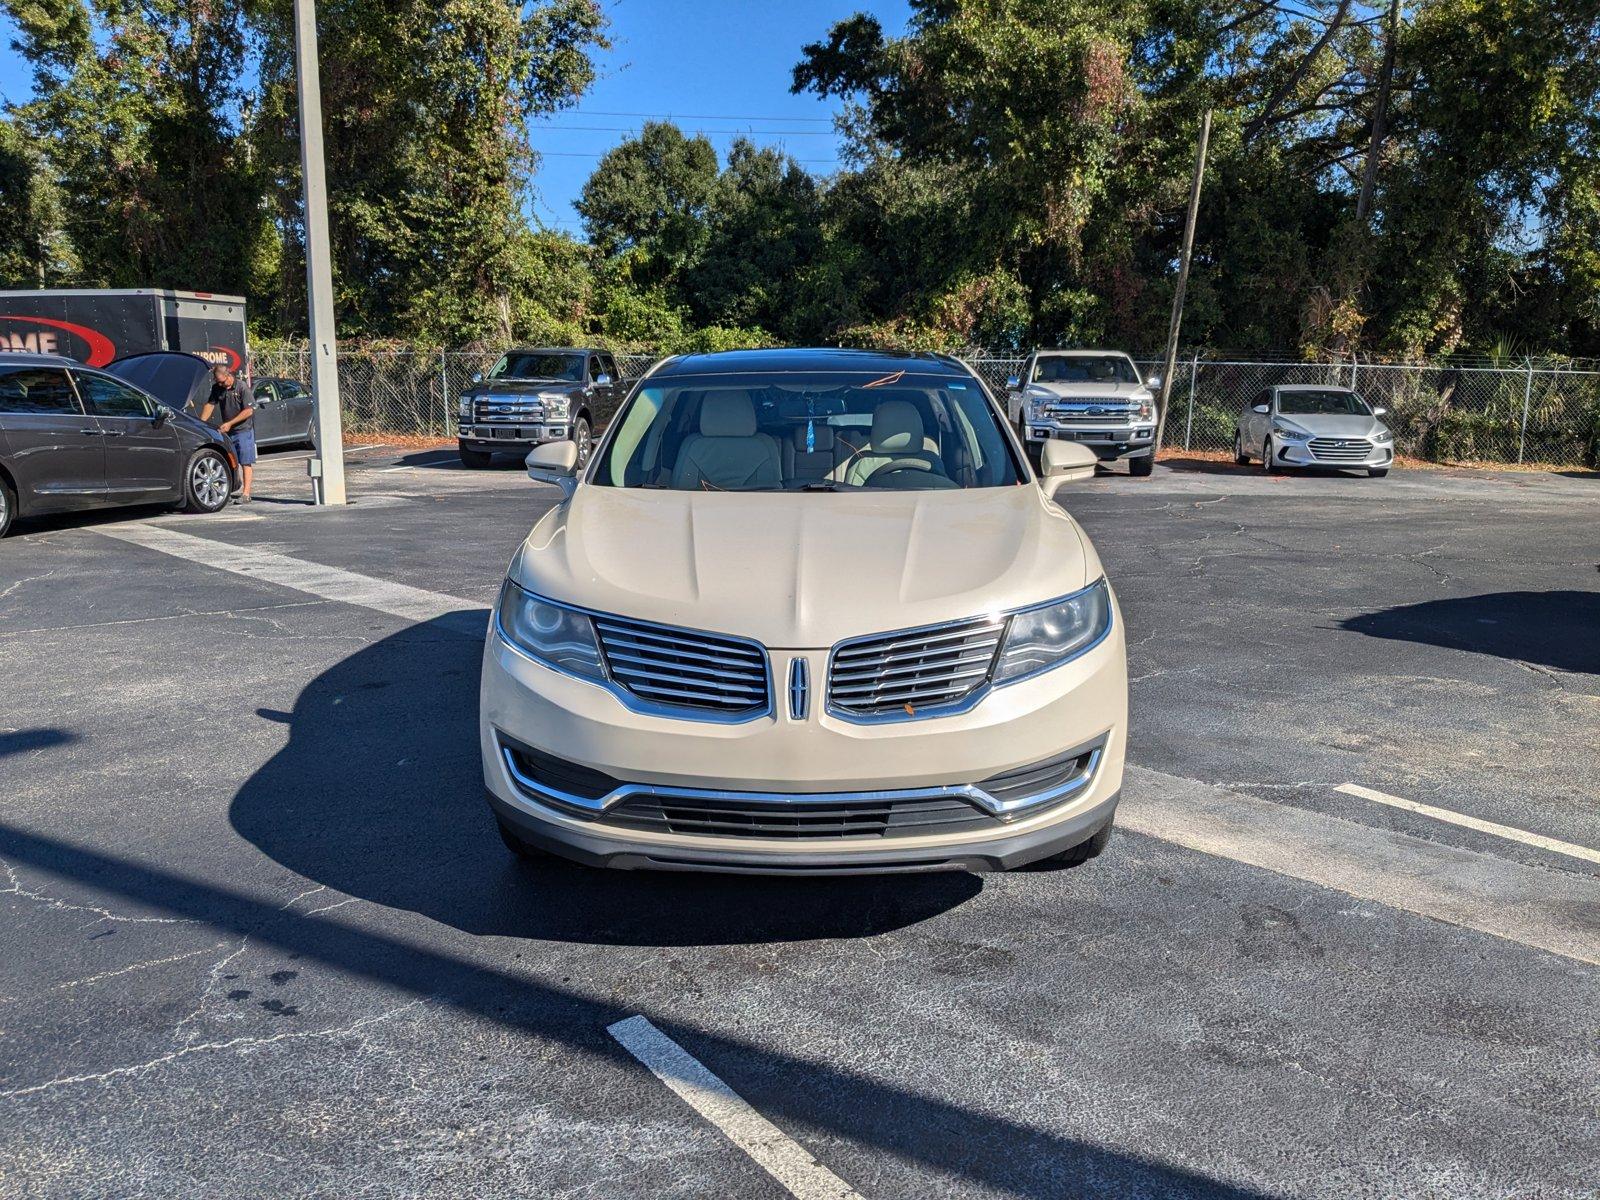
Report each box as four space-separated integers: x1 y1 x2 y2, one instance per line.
1028 381 1152 400
468 379 583 397
510 484 1098 649
1276 413 1388 438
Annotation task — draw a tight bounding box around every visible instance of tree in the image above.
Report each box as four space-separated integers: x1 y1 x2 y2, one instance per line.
575 122 720 272
0 117 73 285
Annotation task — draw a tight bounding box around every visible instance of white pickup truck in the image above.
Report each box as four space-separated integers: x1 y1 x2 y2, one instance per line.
1006 349 1162 478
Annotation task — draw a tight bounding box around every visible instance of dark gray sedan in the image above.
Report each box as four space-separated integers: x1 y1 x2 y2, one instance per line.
0 352 237 537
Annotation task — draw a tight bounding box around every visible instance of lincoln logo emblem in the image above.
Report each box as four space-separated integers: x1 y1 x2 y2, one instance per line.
788 658 809 720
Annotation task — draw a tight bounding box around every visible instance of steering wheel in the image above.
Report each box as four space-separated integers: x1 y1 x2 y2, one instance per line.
862 459 936 487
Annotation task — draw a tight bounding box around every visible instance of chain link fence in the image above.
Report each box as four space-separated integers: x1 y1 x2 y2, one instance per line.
250 348 1600 468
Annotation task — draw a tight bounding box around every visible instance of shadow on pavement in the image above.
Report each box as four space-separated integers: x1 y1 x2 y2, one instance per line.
1341 590 1600 674
0 728 77 758
0 817 1271 1199
230 617 982 946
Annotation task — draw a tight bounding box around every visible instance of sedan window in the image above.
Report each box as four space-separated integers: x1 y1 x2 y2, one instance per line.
75 372 154 418
0 367 80 414
1276 390 1371 416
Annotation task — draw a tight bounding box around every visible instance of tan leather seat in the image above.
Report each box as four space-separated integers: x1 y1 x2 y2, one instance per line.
671 392 782 491
782 424 841 483
837 400 942 486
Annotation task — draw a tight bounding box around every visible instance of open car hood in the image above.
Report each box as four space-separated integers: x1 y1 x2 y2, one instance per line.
106 352 215 415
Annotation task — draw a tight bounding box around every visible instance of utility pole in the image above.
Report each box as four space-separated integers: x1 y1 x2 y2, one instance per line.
293 0 347 505
1153 108 1212 456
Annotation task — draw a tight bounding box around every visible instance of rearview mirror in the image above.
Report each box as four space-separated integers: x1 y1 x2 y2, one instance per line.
1253 403 1270 414
527 440 580 499
1005 375 1020 390
1037 439 1098 498
1372 406 1387 416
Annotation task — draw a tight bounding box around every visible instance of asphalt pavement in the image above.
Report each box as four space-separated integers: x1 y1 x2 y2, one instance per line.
0 444 1595 1199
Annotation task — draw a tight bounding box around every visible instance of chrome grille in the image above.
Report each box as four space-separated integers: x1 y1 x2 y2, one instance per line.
828 616 1006 718
1039 399 1141 425
1307 437 1373 462
593 615 769 716
473 396 545 423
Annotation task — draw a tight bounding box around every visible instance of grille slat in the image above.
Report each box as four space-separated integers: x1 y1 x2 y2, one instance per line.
593 615 769 715
828 616 1006 717
604 794 998 840
473 397 545 423
1306 437 1373 462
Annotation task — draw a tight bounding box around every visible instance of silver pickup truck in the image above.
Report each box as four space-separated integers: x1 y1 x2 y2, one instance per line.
1006 349 1162 478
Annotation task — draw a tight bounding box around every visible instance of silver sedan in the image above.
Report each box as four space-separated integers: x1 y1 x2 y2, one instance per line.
1235 385 1394 477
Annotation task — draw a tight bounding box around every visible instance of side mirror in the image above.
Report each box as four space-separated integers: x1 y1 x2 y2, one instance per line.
1252 403 1270 414
1145 375 1163 391
1005 375 1021 390
595 373 612 387
471 372 483 384
1037 439 1099 498
1372 406 1387 417
526 440 580 499
151 405 171 426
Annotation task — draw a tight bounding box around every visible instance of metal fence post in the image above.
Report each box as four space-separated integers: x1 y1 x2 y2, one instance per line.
1517 359 1533 464
1183 353 1198 450
439 349 449 438
1350 355 1358 392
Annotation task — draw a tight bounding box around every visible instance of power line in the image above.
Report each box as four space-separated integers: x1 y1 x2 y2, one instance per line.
555 108 836 124
534 124 839 136
536 150 842 163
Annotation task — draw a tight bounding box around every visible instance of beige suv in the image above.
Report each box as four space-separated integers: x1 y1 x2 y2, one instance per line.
480 349 1128 874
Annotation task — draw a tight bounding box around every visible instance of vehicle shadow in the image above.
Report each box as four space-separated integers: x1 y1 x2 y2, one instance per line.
395 448 525 470
0 728 77 758
1341 590 1600 674
230 617 982 946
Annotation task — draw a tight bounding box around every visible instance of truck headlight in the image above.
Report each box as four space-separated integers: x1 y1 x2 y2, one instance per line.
495 582 605 682
992 579 1113 685
1136 401 1154 422
542 394 571 420
458 396 472 420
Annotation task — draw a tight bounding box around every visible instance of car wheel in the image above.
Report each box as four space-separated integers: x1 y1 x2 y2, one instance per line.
1262 438 1280 474
459 444 494 469
184 449 232 513
1234 429 1250 464
495 817 551 863
1368 467 1389 478
0 476 14 538
1127 454 1154 478
571 416 593 468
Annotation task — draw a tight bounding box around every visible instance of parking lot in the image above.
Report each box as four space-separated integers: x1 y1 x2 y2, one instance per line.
1 446 1596 1198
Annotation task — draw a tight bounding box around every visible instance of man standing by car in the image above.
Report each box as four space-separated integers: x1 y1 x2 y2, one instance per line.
201 364 255 503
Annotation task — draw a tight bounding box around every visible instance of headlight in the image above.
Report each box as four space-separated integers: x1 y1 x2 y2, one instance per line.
1136 401 1155 422
1372 429 1393 443
495 581 605 682
541 394 571 419
1272 425 1311 441
992 579 1113 685
458 396 472 420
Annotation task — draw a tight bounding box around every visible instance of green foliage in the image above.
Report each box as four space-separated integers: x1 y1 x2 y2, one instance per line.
0 116 73 284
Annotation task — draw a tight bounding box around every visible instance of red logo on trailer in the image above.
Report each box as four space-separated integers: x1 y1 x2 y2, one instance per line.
193 345 243 372
0 316 117 367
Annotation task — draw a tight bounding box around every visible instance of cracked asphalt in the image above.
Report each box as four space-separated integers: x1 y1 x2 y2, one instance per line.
0 445 1596 1199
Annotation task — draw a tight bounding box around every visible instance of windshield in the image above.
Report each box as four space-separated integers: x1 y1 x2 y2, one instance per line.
1032 355 1139 385
593 370 1025 492
1277 389 1371 416
491 353 584 382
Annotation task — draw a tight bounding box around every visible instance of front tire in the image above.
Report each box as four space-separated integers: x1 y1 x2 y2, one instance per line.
459 443 494 469
496 817 552 863
571 416 593 468
183 449 232 513
1368 467 1389 478
0 476 15 538
1234 429 1250 464
1030 820 1114 869
1127 454 1154 478
1262 438 1281 474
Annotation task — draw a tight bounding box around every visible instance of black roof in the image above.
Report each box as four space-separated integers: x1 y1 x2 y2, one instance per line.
0 351 77 368
504 346 610 356
651 347 967 379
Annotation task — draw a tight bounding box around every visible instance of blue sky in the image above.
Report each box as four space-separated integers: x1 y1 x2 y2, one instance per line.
0 0 911 234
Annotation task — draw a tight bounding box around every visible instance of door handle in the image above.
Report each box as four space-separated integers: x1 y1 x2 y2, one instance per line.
79 429 103 436
102 430 125 437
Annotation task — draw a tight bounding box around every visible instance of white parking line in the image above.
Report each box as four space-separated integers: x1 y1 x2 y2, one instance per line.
1336 783 1600 865
608 1016 862 1200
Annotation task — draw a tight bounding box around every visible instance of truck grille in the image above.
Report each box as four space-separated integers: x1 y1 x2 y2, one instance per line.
1038 400 1141 425
1307 437 1372 462
604 793 997 839
828 616 1006 718
593 615 770 716
473 396 545 423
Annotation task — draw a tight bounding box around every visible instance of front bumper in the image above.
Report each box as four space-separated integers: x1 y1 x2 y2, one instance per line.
1272 438 1393 469
1025 423 1155 460
480 607 1127 874
459 423 569 449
